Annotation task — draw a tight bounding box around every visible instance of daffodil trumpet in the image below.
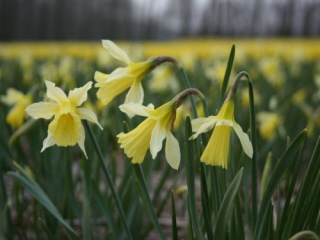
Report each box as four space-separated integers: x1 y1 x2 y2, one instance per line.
26 80 102 158
190 73 253 169
95 40 180 107
117 88 205 170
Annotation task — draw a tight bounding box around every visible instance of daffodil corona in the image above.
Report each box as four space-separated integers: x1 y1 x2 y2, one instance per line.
1 88 32 128
190 98 253 168
26 80 102 158
117 100 180 170
95 40 157 106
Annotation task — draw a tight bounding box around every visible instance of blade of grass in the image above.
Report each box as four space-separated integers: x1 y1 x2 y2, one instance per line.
185 117 203 240
289 136 320 233
83 121 133 240
254 128 307 239
200 163 213 240
0 168 13 239
171 190 179 240
8 162 79 239
276 146 304 240
132 164 166 240
122 121 166 240
214 167 244 240
219 44 235 105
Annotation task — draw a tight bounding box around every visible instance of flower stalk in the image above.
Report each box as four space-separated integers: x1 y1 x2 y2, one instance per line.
83 121 133 240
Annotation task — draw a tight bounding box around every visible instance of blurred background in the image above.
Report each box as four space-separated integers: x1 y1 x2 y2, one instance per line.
1 0 320 41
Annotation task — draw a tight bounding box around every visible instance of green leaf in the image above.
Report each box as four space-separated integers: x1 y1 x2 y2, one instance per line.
8 162 79 239
200 163 214 240
289 136 320 234
255 128 307 239
219 44 235 105
184 117 203 240
133 164 166 240
214 167 244 240
171 190 178 240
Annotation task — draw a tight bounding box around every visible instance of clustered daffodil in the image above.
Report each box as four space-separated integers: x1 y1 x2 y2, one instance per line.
95 40 158 106
190 98 253 169
1 88 32 128
26 80 102 158
117 100 180 170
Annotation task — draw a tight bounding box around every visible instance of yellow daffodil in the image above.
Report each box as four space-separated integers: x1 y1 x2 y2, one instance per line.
190 99 253 169
95 40 157 106
257 111 281 140
26 80 102 158
1 88 32 128
117 100 180 169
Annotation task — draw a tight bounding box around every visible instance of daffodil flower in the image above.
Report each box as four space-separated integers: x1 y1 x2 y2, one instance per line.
1 88 32 128
117 100 180 169
95 40 157 106
257 111 281 140
26 80 102 158
190 98 253 169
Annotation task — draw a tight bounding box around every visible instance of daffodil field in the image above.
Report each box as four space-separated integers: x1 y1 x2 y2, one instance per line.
1 39 320 240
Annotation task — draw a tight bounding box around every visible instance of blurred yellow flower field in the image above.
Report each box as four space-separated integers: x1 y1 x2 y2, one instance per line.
1 39 320 239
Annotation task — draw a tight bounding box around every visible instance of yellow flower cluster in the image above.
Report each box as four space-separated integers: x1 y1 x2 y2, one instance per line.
2 40 255 170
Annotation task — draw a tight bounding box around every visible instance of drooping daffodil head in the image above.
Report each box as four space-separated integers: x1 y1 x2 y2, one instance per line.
1 88 32 128
95 40 159 107
190 98 253 169
117 99 180 170
26 80 102 158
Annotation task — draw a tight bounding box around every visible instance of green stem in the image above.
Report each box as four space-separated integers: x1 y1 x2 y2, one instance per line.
245 73 258 228
83 121 132 240
132 164 166 240
230 71 258 228
178 65 198 118
171 190 179 240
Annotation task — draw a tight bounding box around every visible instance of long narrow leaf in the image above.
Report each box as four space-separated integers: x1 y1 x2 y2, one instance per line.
8 163 79 239
171 190 178 240
184 117 203 240
214 167 244 240
254 128 307 238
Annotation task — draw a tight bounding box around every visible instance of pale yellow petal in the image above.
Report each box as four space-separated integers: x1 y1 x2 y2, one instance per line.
95 67 132 85
45 80 68 103
1 88 25 105
117 118 156 164
102 40 131 65
200 125 232 169
68 82 92 107
233 122 253 158
165 131 180 170
150 121 166 159
119 103 150 118
41 131 56 152
49 112 81 146
189 116 217 140
94 71 109 83
78 108 103 129
124 81 144 104
77 124 88 159
96 75 134 106
25 102 58 119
